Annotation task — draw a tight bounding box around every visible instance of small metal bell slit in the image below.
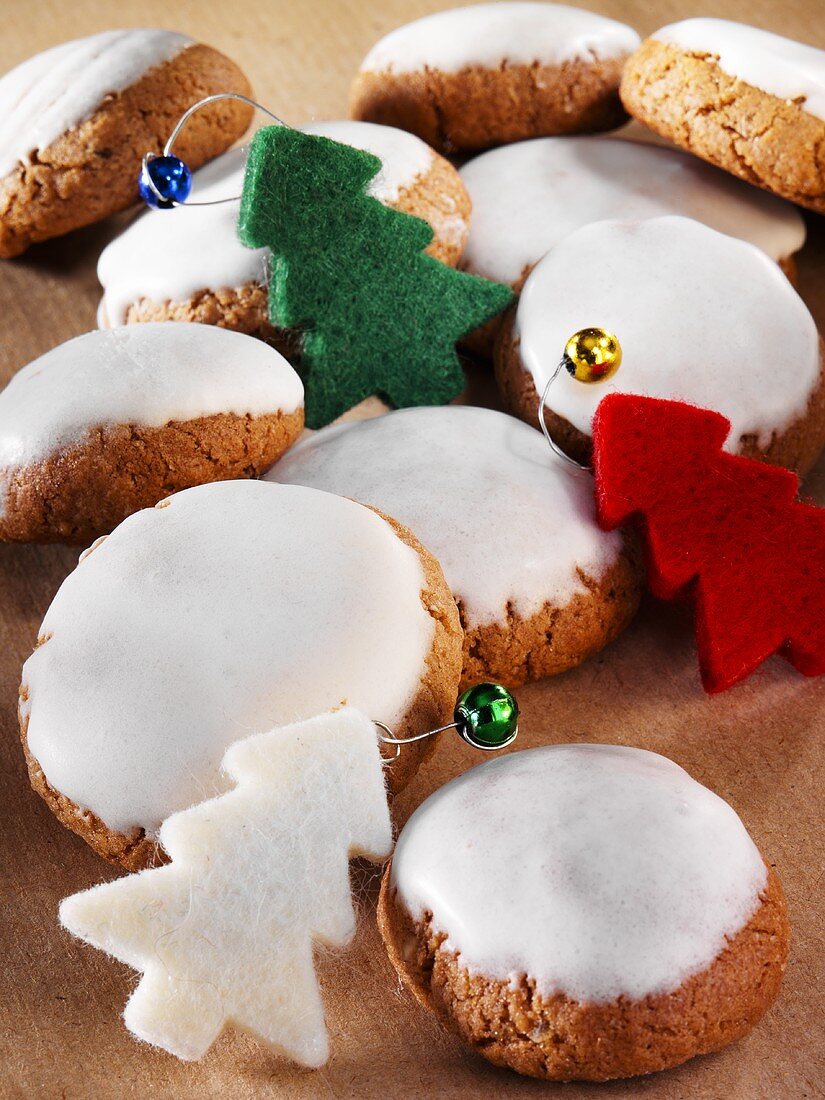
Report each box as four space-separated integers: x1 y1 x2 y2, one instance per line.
538 327 623 471
139 92 288 209
375 682 519 760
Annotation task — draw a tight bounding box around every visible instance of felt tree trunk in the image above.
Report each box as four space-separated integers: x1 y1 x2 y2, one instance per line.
60 709 392 1066
238 126 513 427
592 393 825 693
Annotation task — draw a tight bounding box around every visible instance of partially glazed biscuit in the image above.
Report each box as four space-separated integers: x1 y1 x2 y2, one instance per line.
268 406 641 689
495 216 825 474
621 19 825 214
379 744 789 1081
20 480 463 869
97 120 471 335
349 3 640 154
459 136 805 356
0 323 304 543
0 29 253 257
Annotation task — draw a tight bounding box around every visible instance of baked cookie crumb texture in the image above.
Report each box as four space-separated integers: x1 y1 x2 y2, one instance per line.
350 3 640 153
1 410 303 544
380 744 790 1081
621 19 825 213
19 481 461 868
458 548 640 690
0 29 253 257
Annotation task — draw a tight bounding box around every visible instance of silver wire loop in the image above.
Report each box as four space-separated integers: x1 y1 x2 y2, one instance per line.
538 356 590 471
458 722 519 751
142 94 289 208
374 720 461 761
139 152 170 207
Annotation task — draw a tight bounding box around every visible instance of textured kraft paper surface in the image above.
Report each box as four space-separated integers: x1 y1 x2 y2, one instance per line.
0 1 823 1097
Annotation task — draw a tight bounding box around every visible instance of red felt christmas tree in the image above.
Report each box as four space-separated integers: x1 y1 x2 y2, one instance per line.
592 394 825 693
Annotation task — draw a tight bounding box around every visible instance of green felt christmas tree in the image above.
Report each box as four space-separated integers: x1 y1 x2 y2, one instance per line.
237 126 514 428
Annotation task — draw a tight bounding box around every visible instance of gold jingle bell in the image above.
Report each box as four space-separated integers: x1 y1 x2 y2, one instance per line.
563 327 622 384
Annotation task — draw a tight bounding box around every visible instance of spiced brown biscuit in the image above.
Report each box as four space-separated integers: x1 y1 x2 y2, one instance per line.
97 121 471 338
620 21 825 215
379 744 790 1081
0 29 252 258
268 405 642 690
20 481 463 870
349 3 640 155
458 550 640 690
456 135 806 360
0 323 305 544
495 216 825 475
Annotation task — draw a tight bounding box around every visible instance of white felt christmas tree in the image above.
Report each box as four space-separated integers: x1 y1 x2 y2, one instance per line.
60 708 392 1066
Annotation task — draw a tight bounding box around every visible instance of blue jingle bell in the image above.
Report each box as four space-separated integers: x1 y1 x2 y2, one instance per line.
139 155 192 209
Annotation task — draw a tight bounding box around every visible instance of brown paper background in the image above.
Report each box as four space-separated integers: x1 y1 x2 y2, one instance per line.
0 1 823 1096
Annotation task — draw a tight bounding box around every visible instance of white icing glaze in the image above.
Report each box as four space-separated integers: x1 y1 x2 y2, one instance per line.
516 216 820 447
0 30 191 180
22 480 434 836
0 323 303 470
360 2 639 75
97 121 436 327
268 406 621 629
459 136 805 285
654 18 825 122
392 743 768 1002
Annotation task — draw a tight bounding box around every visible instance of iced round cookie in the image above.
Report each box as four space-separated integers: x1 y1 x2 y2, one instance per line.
349 3 640 154
0 29 252 258
461 138 805 289
0 324 304 543
496 216 825 474
621 19 825 214
268 406 641 688
459 135 805 356
19 480 463 869
97 121 471 336
379 744 789 1081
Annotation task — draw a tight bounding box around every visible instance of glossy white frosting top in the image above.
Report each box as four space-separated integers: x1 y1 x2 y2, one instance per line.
516 216 820 448
22 480 435 836
392 744 768 1001
269 405 622 629
0 323 303 470
459 136 805 286
361 2 639 74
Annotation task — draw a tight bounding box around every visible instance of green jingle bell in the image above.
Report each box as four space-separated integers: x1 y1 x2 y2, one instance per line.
454 682 519 750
